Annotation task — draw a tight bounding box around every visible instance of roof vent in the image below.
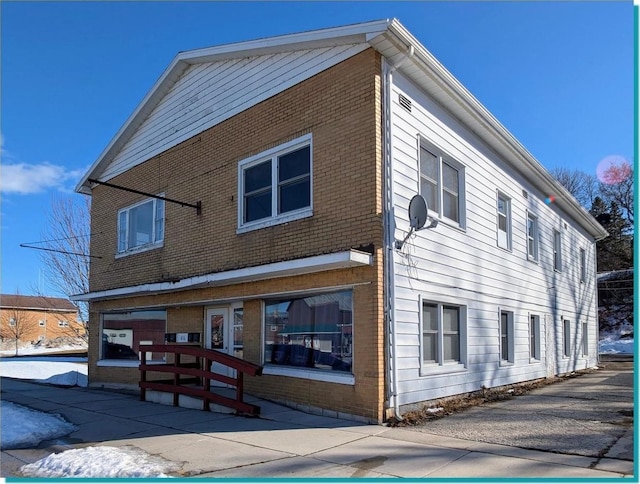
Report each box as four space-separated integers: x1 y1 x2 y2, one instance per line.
399 94 412 112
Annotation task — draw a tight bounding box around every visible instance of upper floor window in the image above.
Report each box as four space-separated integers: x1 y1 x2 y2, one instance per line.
117 196 165 255
8 318 16 327
419 141 466 228
39 320 46 327
497 192 511 250
553 229 562 271
579 248 586 283
58 320 69 328
238 135 312 232
526 212 539 262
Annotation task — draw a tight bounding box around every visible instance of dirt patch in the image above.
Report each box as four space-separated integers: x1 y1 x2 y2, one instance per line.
389 368 598 427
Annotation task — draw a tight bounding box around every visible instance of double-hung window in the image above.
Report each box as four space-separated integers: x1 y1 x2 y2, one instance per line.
582 322 589 356
117 196 165 255
239 134 312 232
563 319 571 357
497 192 511 250
500 310 514 363
421 300 466 369
553 230 563 271
529 314 541 360
419 140 466 228
579 248 586 283
526 212 539 261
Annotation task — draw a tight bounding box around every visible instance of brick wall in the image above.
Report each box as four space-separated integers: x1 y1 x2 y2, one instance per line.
89 49 383 292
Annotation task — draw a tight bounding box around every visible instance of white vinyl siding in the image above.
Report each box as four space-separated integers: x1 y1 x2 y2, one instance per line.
389 71 599 407
101 44 367 182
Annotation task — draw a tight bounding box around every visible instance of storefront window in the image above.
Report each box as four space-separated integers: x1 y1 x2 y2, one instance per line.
264 291 352 373
101 310 166 362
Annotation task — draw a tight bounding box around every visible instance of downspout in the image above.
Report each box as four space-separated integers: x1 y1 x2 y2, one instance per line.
382 45 414 421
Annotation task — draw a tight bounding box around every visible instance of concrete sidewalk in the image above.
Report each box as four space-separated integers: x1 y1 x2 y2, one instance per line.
1 356 634 478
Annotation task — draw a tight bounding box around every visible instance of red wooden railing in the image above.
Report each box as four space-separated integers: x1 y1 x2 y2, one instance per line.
139 344 263 415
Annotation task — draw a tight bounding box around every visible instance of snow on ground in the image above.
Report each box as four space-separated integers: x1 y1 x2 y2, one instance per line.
599 336 635 354
1 401 78 450
0 356 88 387
19 446 178 478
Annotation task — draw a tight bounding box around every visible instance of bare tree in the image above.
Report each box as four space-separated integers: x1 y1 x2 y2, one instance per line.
38 195 91 342
549 167 598 209
0 299 39 356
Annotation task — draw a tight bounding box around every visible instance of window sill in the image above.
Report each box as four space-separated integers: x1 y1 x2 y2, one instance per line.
237 209 312 234
115 242 164 259
262 365 354 385
499 360 514 367
97 359 165 368
420 362 467 377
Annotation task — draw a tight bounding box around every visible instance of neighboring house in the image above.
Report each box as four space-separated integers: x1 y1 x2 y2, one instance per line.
73 19 607 423
0 294 82 343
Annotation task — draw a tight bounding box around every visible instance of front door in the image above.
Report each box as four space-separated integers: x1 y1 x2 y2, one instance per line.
205 306 243 386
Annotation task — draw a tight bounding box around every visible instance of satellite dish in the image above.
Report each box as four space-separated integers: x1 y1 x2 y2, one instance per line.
408 195 428 230
395 194 437 249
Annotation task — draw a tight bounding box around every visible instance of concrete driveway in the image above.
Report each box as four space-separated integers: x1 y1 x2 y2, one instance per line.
1 355 634 478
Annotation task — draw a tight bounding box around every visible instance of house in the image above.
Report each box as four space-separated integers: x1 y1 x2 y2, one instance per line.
0 294 82 343
73 19 607 423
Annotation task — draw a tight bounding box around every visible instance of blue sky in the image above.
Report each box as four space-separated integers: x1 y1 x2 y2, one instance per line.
0 1 634 296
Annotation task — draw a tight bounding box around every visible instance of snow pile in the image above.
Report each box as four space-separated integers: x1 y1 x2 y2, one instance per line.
0 337 87 357
19 446 178 478
1 401 77 450
0 356 88 387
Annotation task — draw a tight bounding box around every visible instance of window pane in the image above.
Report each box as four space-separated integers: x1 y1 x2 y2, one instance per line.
244 160 272 193
423 304 438 330
278 146 310 182
279 177 310 214
118 211 127 252
264 291 352 373
443 334 459 361
102 310 166 361
442 306 459 332
442 162 458 193
155 200 164 242
245 191 272 222
498 214 507 232
423 333 437 362
498 197 506 215
420 148 438 180
233 309 244 360
443 191 459 222
420 179 438 212
128 201 154 248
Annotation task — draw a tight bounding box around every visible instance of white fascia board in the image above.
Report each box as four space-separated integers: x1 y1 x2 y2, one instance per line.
75 19 391 194
382 19 607 240
71 249 373 302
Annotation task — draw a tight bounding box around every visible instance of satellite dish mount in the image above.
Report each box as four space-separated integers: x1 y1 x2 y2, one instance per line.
395 194 438 249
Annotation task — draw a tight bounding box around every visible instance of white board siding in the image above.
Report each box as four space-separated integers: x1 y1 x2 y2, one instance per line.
101 43 368 181
390 71 599 407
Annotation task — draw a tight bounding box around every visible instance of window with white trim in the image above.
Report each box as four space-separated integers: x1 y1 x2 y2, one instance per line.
553 230 562 271
526 212 539 261
419 141 466 227
238 135 312 232
8 318 16 327
58 320 69 328
421 301 466 367
582 322 589 356
500 310 514 363
117 196 165 254
579 248 586 283
39 320 46 327
563 319 571 357
497 192 511 250
529 314 541 360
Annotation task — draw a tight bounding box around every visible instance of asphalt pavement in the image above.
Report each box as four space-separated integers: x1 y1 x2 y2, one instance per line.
0 355 634 478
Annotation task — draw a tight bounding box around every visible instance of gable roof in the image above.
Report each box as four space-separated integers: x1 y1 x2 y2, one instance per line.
0 294 77 313
76 18 607 240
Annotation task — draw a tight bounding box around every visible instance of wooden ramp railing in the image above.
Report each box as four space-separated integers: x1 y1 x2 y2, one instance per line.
139 344 263 415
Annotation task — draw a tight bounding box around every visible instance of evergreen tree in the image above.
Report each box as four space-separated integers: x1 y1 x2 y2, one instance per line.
590 197 633 271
